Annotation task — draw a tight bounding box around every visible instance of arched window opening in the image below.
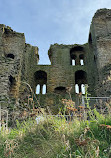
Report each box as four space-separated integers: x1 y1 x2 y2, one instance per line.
6 54 15 59
36 84 40 94
80 59 84 65
9 75 16 95
42 84 46 94
70 46 84 65
34 70 47 94
75 70 87 84
72 59 75 65
70 54 76 65
75 70 87 94
79 54 84 65
54 86 66 94
81 84 85 94
75 84 79 94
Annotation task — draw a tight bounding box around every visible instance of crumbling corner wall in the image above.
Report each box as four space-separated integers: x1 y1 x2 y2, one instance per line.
0 25 39 106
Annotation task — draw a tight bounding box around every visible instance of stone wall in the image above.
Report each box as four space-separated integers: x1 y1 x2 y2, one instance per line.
0 9 111 112
0 25 39 107
89 9 111 96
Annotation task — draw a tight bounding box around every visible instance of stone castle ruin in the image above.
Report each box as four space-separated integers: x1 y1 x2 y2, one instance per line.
0 9 111 112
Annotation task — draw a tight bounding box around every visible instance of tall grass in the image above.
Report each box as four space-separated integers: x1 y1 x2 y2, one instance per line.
0 84 111 157
0 112 111 158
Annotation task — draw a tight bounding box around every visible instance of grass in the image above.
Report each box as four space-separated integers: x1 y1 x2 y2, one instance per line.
0 112 111 158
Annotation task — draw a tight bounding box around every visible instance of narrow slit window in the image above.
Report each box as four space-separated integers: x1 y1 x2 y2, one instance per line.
80 59 84 65
72 59 75 65
42 84 46 94
75 84 79 94
36 84 40 94
81 84 85 94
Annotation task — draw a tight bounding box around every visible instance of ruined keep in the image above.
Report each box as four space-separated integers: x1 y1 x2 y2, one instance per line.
0 9 111 112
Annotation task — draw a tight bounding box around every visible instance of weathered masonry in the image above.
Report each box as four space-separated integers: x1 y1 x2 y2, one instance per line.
0 9 111 112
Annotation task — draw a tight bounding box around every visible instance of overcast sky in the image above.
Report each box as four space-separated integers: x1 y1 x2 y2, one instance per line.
0 0 111 64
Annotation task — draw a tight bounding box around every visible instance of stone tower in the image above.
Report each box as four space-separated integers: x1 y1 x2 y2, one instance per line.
89 9 111 96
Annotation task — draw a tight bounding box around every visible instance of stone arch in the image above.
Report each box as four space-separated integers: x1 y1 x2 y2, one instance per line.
34 70 47 94
75 70 87 94
70 46 84 65
71 46 84 52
